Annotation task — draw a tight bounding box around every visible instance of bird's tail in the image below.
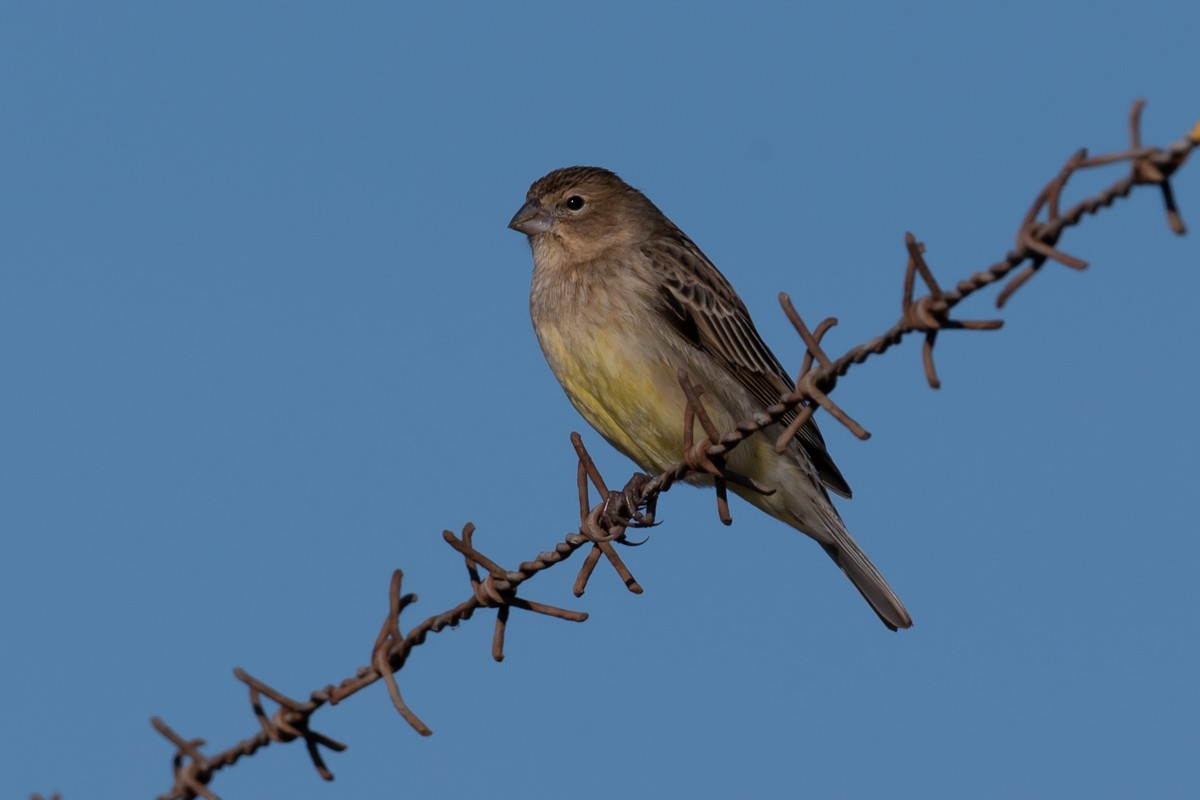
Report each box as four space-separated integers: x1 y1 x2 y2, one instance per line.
727 453 912 630
816 528 913 631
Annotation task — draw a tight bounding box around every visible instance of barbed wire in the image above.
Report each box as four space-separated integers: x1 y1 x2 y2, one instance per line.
65 100 1193 800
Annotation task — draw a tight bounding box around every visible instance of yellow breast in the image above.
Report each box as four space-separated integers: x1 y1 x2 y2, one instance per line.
536 321 692 473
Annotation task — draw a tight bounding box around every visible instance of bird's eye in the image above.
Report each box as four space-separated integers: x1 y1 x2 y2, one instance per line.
565 195 586 211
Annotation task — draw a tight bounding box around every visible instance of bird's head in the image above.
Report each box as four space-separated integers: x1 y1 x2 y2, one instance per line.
508 166 664 264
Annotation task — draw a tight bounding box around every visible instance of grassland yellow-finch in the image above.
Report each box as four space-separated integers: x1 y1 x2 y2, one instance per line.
509 166 911 631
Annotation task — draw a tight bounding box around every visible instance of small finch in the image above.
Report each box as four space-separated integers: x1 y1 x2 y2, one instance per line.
509 166 912 631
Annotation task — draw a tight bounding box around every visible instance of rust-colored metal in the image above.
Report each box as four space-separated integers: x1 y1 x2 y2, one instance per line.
778 296 871 439
372 570 430 734
569 432 646 595
235 667 347 781
149 101 1196 800
443 523 588 664
898 233 1004 389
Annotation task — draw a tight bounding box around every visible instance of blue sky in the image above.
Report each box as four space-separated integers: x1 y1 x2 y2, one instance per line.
3 3 1198 798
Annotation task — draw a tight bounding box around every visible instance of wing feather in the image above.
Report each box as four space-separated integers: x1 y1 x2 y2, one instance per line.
644 232 853 498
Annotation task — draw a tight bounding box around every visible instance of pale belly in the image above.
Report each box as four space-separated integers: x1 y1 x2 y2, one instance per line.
536 319 768 477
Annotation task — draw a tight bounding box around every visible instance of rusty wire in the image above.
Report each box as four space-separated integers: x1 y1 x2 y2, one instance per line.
144 101 1197 800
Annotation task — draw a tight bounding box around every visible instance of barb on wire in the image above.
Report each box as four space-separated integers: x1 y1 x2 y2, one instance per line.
675 370 775 524
371 570 430 735
151 717 219 800
570 432 649 596
147 101 1196 800
777 300 872 439
444 522 588 662
899 233 1004 390
235 667 347 781
773 314 841 450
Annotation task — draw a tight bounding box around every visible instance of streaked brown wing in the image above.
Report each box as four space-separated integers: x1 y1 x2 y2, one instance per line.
644 232 852 499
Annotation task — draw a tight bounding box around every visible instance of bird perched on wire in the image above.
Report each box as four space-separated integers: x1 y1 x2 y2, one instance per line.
508 166 911 631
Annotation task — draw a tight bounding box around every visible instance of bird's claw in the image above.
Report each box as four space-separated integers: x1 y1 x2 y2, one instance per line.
599 473 655 534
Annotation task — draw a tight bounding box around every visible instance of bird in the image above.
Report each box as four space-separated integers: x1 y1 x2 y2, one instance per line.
508 166 912 631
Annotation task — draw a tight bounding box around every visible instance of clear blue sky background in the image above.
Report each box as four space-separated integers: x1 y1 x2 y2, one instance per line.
3 3 1197 798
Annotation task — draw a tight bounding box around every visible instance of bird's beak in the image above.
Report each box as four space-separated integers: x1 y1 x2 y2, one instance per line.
507 200 554 236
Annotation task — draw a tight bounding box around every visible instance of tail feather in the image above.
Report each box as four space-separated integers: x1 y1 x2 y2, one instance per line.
818 536 912 631
725 453 912 630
